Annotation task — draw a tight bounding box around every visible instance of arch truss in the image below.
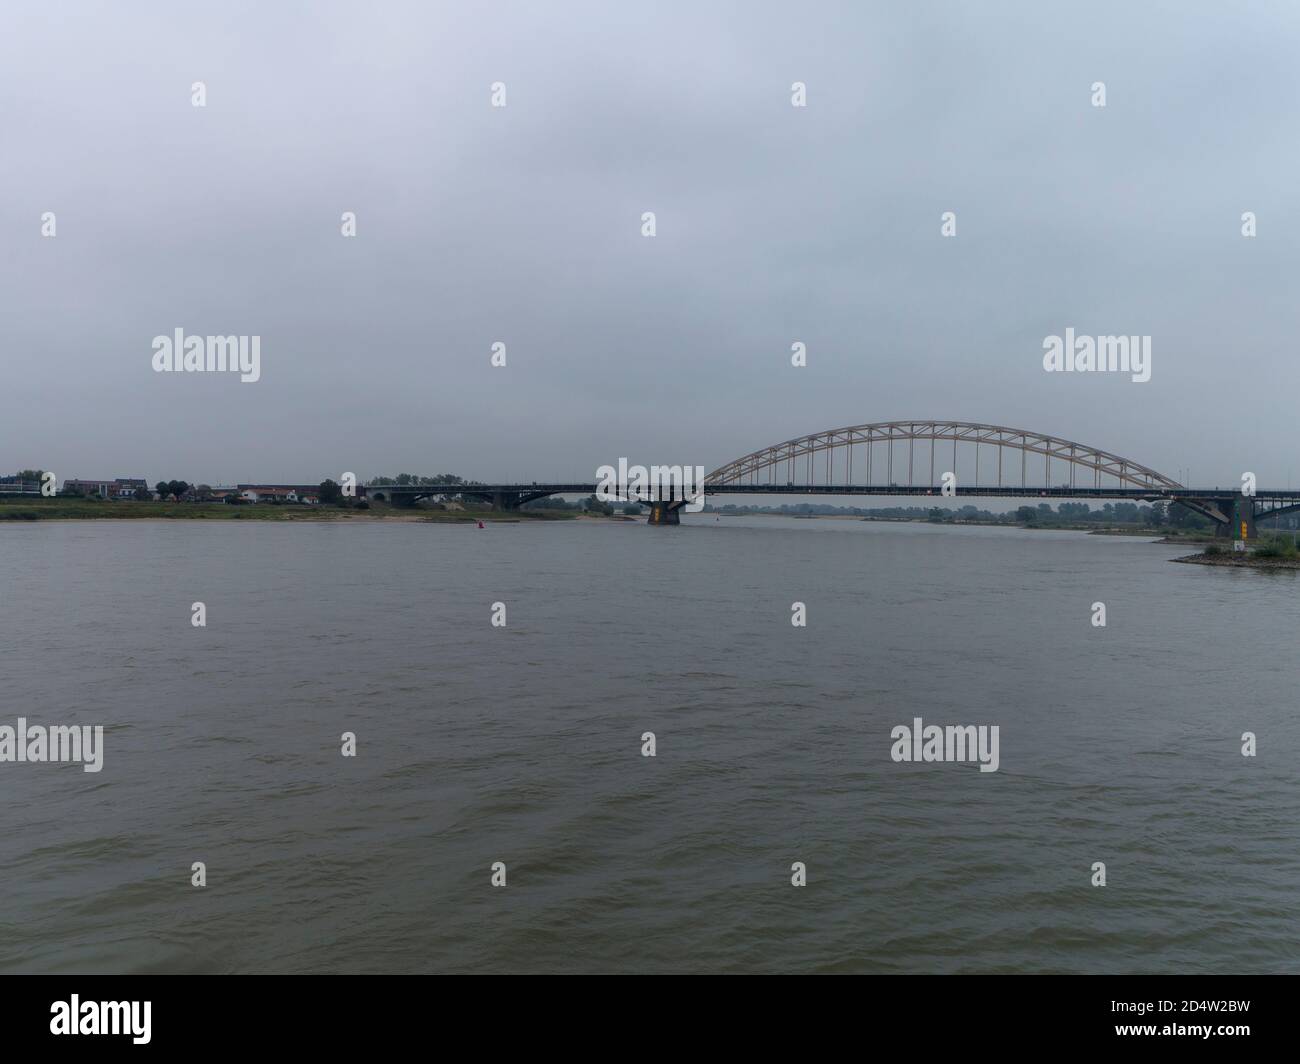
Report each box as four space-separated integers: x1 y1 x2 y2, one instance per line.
705 420 1182 493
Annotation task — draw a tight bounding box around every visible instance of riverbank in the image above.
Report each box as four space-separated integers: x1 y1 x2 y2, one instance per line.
0 499 576 522
753 512 1207 538
1172 549 1300 570
0 500 1270 540
1092 528 1211 541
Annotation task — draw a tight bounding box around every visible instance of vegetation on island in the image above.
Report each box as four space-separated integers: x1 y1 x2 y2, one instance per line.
1175 533 1300 569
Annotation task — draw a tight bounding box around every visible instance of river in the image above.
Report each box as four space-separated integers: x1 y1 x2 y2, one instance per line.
1 516 1295 973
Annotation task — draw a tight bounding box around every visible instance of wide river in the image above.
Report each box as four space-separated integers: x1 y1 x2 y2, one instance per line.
1 516 1296 973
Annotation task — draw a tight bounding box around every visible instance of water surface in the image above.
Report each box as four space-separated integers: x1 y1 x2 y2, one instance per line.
1 516 1295 973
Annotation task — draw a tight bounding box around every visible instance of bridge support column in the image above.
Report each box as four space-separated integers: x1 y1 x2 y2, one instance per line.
1232 494 1253 538
646 501 682 525
1218 494 1257 541
492 491 524 512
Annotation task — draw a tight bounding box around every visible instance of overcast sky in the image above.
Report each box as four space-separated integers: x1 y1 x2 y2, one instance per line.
3 1 1298 489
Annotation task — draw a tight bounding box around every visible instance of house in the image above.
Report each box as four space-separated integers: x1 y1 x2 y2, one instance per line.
238 486 299 503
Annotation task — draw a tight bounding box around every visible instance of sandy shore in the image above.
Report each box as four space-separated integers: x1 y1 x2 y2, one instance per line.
1171 551 1300 569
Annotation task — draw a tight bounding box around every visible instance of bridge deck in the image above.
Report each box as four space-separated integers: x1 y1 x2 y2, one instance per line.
364 483 1300 503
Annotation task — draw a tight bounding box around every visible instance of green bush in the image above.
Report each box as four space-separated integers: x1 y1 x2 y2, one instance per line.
1254 535 1297 559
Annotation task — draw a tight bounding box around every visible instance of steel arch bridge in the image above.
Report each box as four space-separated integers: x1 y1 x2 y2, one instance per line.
705 420 1181 493
359 418 1300 534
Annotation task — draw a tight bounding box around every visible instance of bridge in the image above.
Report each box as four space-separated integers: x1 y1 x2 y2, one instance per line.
364 420 1299 537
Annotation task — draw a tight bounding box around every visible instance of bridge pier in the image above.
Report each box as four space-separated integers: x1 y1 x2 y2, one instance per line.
1178 493 1257 540
1217 495 1257 540
488 491 527 512
646 500 683 525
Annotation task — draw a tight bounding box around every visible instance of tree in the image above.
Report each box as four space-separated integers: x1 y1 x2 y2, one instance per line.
1168 501 1210 529
134 487 151 501
319 479 342 505
369 473 469 486
1016 506 1037 524
155 481 168 497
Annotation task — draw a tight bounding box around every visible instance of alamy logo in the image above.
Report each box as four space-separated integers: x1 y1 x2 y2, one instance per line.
151 328 261 383
890 717 1000 772
0 718 103 772
1042 328 1150 383
50 996 150 1044
595 460 706 511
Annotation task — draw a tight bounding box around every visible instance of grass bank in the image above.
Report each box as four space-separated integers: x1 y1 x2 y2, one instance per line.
0 498 576 522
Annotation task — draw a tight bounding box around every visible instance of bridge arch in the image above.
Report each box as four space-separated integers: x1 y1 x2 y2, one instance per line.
705 420 1182 493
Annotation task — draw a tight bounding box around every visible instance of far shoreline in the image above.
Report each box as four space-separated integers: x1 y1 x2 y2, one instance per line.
0 499 576 523
0 501 1289 552
0 499 1223 539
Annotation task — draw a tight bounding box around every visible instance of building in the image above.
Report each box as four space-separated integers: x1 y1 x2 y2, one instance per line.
62 478 149 499
238 486 299 503
0 475 41 495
